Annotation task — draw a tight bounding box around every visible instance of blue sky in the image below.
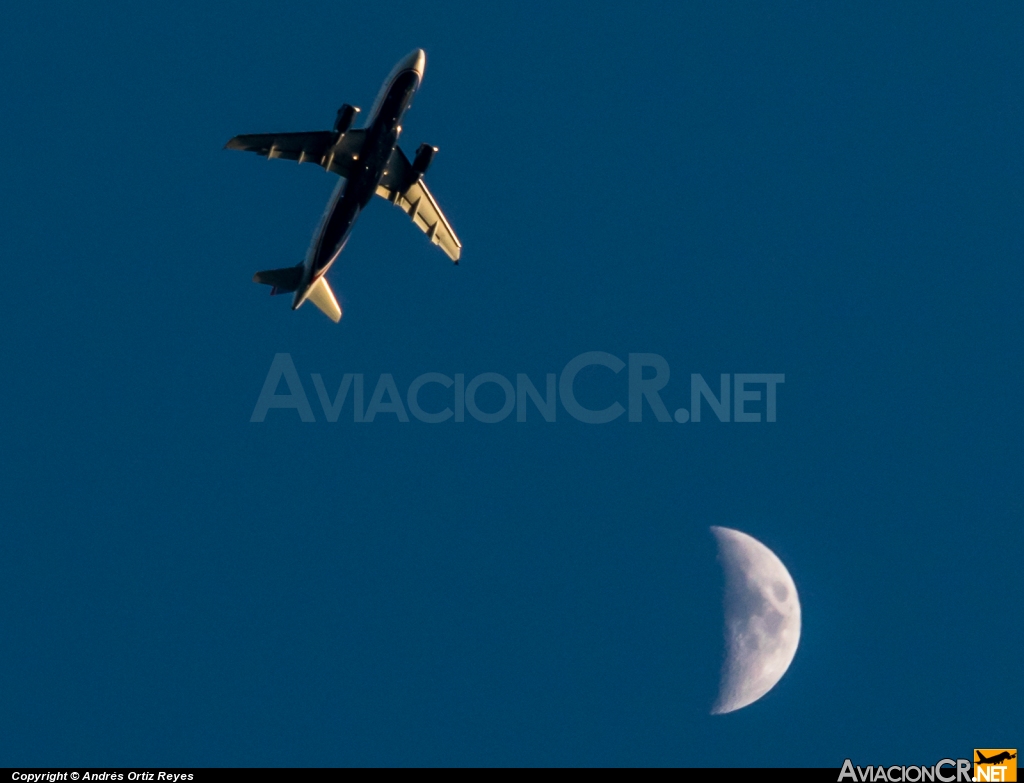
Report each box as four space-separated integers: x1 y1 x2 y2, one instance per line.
1 1 1021 766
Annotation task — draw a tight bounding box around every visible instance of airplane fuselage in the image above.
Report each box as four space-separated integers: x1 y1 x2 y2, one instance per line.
293 50 425 310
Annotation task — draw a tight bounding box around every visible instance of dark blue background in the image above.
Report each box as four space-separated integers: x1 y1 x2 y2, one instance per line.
1 1 1020 766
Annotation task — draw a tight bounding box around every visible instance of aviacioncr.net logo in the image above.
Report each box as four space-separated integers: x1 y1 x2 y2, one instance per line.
839 759 973 783
974 750 1017 782
249 352 785 424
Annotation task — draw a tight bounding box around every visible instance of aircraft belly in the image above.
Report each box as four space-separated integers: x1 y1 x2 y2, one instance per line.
313 195 361 272
303 69 415 275
309 129 398 272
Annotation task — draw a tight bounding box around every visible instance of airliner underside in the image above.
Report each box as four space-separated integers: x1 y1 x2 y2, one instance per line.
225 49 460 322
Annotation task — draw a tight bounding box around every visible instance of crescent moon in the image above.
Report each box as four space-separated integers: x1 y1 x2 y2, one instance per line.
710 526 801 715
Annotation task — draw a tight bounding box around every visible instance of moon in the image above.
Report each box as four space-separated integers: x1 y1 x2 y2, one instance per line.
710 526 801 714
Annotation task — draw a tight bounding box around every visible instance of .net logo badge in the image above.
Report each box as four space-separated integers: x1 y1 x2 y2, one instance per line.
974 750 1017 782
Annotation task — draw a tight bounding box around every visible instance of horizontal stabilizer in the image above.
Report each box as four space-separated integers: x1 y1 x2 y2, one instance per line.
307 276 342 323
253 264 303 295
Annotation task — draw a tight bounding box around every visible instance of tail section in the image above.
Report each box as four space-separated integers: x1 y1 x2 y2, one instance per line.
306 276 342 322
253 264 303 295
252 264 342 322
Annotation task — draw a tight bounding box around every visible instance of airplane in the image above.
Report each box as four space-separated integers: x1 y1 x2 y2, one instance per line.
976 752 1017 765
225 48 461 322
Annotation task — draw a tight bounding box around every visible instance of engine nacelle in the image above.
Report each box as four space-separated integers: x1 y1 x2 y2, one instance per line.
333 104 360 136
411 143 437 180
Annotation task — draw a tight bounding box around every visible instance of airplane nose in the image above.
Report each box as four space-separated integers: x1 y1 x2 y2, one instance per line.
404 48 426 77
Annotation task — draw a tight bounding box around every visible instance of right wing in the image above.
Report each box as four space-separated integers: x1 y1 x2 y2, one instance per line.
375 147 461 263
225 130 366 178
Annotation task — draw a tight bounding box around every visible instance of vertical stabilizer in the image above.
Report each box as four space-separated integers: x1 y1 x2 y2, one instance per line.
306 276 342 322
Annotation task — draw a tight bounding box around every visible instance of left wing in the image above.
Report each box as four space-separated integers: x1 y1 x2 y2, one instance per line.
225 130 366 178
376 147 462 263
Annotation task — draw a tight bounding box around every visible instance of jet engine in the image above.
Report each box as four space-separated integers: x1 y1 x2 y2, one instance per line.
333 104 360 136
411 143 437 179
